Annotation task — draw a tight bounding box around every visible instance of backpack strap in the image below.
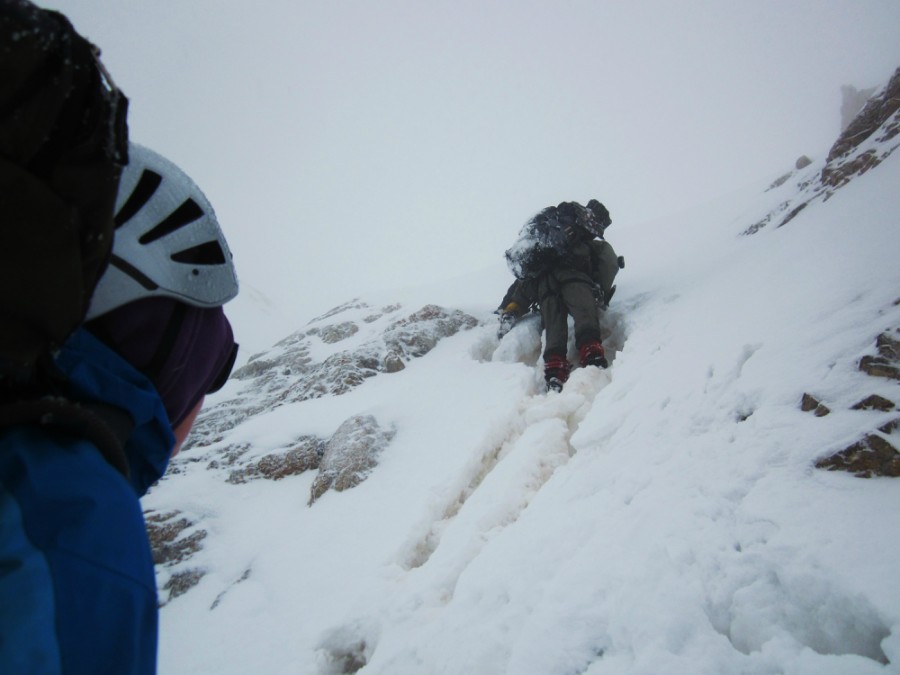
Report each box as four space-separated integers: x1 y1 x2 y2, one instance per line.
0 397 132 478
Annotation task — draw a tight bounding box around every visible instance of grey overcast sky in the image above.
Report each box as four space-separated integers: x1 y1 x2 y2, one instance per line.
44 1 900 335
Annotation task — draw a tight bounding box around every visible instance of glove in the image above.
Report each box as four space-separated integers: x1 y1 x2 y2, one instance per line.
498 312 517 338
591 284 610 310
593 284 616 310
497 303 520 338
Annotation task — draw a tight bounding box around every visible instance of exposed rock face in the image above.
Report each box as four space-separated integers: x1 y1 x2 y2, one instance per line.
851 394 896 412
382 304 478 358
859 331 900 381
816 430 900 478
800 393 831 417
311 321 360 344
768 155 814 191
309 415 396 505
185 302 477 448
811 328 900 478
226 436 325 484
181 413 396 502
824 71 900 188
746 67 900 235
144 300 479 596
147 511 207 566
146 511 208 603
146 414 397 592
840 84 878 133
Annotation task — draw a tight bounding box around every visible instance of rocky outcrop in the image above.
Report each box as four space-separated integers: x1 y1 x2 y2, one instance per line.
382 304 478 358
800 393 831 417
767 155 814 191
815 427 900 478
146 511 207 567
147 414 396 595
840 84 878 133
859 331 900 381
823 70 900 189
184 302 477 448
309 415 396 505
179 417 396 497
746 67 900 235
144 299 477 598
146 510 208 603
226 436 325 484
810 327 900 478
310 321 360 344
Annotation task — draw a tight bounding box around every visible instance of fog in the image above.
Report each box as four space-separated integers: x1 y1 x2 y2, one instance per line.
48 0 900 348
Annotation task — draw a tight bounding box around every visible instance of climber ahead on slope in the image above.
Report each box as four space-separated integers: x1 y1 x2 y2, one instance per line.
498 199 623 392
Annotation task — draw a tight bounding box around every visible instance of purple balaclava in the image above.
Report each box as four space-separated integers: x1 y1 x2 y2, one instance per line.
87 297 236 428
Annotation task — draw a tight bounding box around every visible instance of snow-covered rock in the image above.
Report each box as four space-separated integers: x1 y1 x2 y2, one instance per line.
309 415 396 505
184 302 478 445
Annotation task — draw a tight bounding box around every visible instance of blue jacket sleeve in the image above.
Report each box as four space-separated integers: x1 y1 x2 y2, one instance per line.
0 427 158 674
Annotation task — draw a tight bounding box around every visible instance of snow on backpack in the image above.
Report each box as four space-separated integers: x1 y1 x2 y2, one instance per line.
505 201 611 280
0 4 129 394
505 205 578 280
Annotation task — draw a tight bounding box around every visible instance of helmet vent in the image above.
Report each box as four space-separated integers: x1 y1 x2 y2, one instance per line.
115 169 162 228
109 254 160 290
171 241 227 266
139 198 205 245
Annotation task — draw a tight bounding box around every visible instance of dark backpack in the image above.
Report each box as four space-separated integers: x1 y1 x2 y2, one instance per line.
0 3 129 393
505 205 579 280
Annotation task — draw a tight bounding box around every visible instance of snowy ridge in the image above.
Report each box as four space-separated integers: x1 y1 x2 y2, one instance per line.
744 66 900 236
145 76 900 674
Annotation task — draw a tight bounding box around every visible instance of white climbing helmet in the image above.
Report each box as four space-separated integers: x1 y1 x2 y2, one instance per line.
86 143 238 319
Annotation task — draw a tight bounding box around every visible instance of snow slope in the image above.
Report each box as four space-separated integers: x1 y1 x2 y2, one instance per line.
145 118 900 673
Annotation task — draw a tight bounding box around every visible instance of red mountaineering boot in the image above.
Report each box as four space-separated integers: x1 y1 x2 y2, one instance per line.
579 341 609 369
544 354 571 392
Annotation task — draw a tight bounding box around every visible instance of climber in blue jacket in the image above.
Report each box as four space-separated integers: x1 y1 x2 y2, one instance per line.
0 141 239 674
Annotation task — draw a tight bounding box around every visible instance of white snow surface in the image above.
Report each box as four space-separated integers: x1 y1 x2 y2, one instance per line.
145 148 900 674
